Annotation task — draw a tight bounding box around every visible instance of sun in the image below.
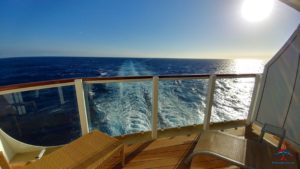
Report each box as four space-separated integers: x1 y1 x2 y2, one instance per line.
241 0 274 22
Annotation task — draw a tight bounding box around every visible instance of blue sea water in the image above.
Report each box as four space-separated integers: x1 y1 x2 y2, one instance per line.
0 57 264 145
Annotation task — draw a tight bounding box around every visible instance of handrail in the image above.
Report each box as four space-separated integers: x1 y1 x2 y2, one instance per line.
84 76 153 84
214 73 257 78
84 76 153 81
159 73 256 79
0 79 75 92
0 73 258 92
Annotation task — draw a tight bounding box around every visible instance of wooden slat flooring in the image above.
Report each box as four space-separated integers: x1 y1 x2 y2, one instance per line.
121 130 243 169
190 155 239 169
123 134 197 169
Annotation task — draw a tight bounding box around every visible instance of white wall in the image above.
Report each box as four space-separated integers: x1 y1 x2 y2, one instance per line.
255 25 300 148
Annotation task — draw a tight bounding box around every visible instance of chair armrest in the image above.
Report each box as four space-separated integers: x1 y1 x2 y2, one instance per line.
259 123 285 149
35 149 46 160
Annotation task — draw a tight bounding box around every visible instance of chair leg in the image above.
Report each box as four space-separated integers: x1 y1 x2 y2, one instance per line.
184 153 195 165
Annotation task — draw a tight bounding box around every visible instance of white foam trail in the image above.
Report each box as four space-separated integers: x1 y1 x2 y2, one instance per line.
91 60 255 135
157 79 207 128
92 61 153 135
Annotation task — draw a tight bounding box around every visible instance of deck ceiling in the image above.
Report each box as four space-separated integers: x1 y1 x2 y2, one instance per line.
280 0 300 11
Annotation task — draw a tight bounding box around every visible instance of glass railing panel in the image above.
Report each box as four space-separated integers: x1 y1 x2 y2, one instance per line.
210 78 255 123
0 86 81 146
85 81 153 136
158 79 208 129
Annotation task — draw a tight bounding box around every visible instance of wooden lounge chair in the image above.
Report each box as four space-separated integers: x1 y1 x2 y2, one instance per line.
185 124 298 169
0 129 47 169
23 130 124 169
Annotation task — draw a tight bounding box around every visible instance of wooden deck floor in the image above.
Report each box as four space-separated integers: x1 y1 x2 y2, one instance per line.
120 128 244 169
123 134 197 169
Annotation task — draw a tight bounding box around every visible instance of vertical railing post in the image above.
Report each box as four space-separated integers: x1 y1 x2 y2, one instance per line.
203 75 216 130
75 79 89 135
35 90 39 98
247 74 262 125
19 93 26 114
152 76 159 139
13 93 26 115
84 84 92 129
58 87 65 105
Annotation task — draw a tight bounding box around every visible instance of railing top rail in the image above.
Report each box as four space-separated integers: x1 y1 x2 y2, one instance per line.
215 73 257 78
83 76 153 83
159 73 257 79
0 79 75 92
0 73 259 93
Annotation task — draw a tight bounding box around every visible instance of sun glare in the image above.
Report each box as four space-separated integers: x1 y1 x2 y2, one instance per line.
233 59 264 73
241 0 274 22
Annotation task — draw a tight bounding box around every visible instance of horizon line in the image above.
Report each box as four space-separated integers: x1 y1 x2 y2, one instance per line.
0 55 266 60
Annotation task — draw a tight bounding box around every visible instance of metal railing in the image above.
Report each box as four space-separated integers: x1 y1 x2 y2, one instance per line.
0 73 261 140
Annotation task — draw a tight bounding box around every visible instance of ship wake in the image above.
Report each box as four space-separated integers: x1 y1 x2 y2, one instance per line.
89 60 254 136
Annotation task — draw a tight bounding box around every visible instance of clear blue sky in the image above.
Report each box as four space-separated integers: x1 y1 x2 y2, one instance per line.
0 0 299 59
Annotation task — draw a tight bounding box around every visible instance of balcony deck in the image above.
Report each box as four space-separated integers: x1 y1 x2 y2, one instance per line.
119 128 245 169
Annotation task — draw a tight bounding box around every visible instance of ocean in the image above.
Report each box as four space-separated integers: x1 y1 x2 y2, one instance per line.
0 57 264 145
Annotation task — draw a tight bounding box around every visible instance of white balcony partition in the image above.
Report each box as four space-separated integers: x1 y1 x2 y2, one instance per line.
254 25 300 148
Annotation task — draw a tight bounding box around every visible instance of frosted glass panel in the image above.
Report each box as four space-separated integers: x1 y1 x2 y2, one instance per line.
284 36 300 146
255 26 300 148
285 66 300 146
257 41 299 127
